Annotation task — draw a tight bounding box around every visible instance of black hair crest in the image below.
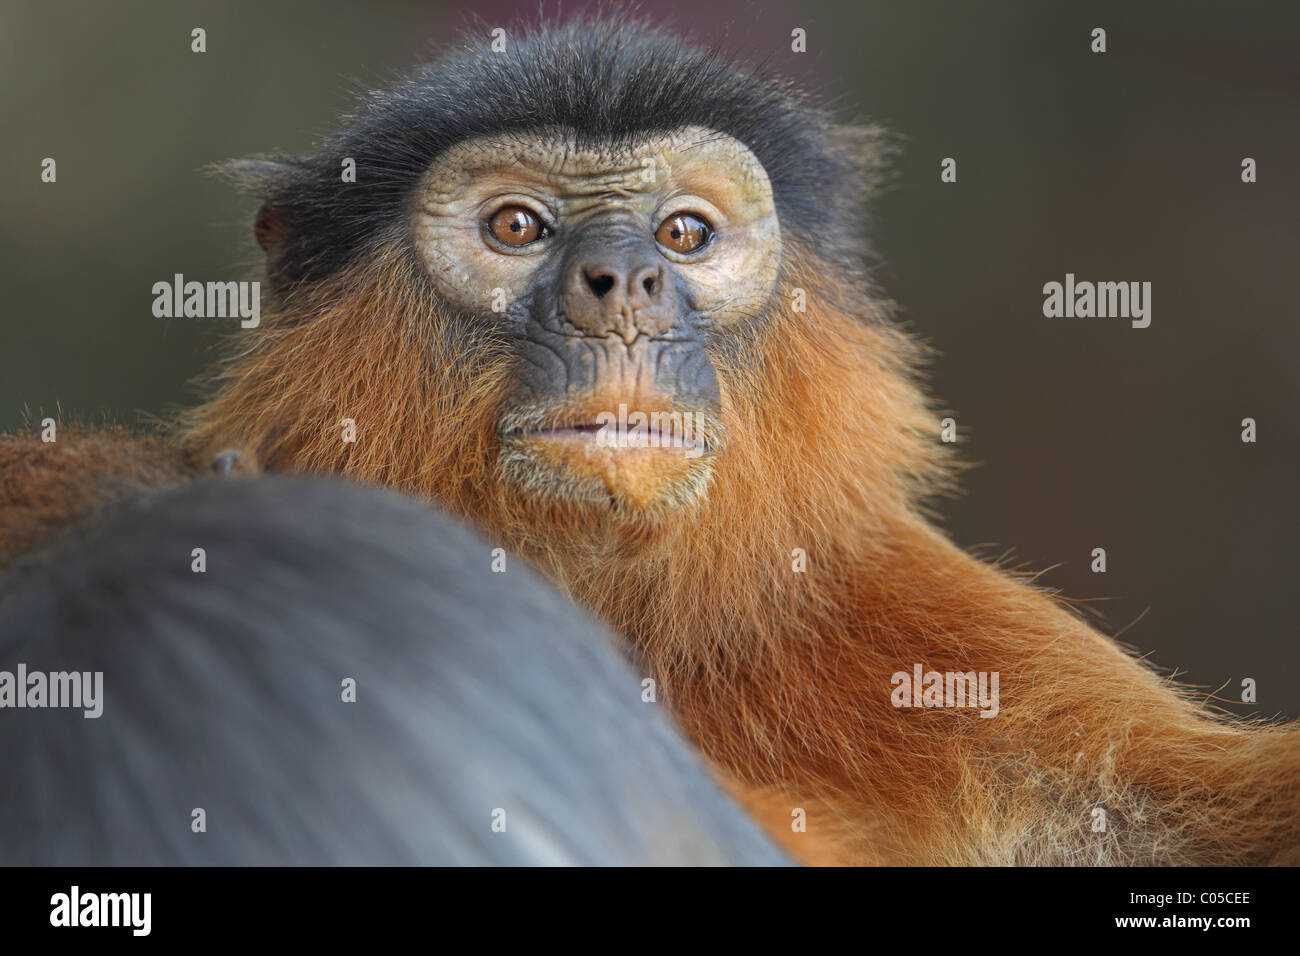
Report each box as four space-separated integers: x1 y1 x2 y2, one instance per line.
225 17 882 289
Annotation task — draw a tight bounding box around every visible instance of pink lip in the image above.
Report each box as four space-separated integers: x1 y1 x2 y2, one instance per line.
525 423 605 437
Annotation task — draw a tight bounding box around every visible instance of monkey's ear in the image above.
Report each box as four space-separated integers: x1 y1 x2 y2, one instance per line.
253 202 290 254
208 157 304 262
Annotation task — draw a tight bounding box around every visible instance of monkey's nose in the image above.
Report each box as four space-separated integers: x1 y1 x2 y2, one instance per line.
562 247 674 342
582 264 662 303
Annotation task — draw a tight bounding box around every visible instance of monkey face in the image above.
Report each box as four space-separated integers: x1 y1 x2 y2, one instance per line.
412 126 782 517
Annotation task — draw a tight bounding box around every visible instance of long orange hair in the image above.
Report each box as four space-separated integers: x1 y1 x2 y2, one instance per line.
183 233 1300 866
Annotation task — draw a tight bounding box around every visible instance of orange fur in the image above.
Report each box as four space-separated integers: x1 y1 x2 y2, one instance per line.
182 239 1300 866
0 427 194 569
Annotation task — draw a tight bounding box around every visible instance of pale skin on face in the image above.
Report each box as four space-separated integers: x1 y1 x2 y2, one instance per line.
410 127 781 514
410 125 782 323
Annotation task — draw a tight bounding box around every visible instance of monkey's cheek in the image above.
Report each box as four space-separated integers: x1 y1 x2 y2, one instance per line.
506 435 711 511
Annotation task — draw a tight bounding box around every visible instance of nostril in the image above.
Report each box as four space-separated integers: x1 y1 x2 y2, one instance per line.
585 271 616 298
634 265 662 299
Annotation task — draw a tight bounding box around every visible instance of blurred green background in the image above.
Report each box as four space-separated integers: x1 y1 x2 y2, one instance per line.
2 1 1296 714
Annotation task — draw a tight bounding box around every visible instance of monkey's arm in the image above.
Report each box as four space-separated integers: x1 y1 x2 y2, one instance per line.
722 518 1300 866
924 518 1298 865
0 428 195 569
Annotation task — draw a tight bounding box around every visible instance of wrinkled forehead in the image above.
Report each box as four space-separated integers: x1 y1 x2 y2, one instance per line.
416 125 776 211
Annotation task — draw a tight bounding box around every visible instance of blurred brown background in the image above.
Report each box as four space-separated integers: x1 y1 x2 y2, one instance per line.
2 0 1296 714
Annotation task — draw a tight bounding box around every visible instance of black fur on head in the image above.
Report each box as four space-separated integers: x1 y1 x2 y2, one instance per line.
223 15 884 289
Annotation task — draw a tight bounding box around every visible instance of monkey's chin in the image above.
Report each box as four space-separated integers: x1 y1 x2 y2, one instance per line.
497 433 715 519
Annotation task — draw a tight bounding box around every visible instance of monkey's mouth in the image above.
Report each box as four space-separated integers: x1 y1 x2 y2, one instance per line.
508 420 712 454
514 421 606 439
497 402 722 514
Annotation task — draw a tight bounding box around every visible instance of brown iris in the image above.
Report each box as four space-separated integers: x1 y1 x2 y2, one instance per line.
655 212 713 254
488 205 545 245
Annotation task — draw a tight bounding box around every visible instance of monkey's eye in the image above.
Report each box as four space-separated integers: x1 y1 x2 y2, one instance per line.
487 205 548 246
655 212 713 255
